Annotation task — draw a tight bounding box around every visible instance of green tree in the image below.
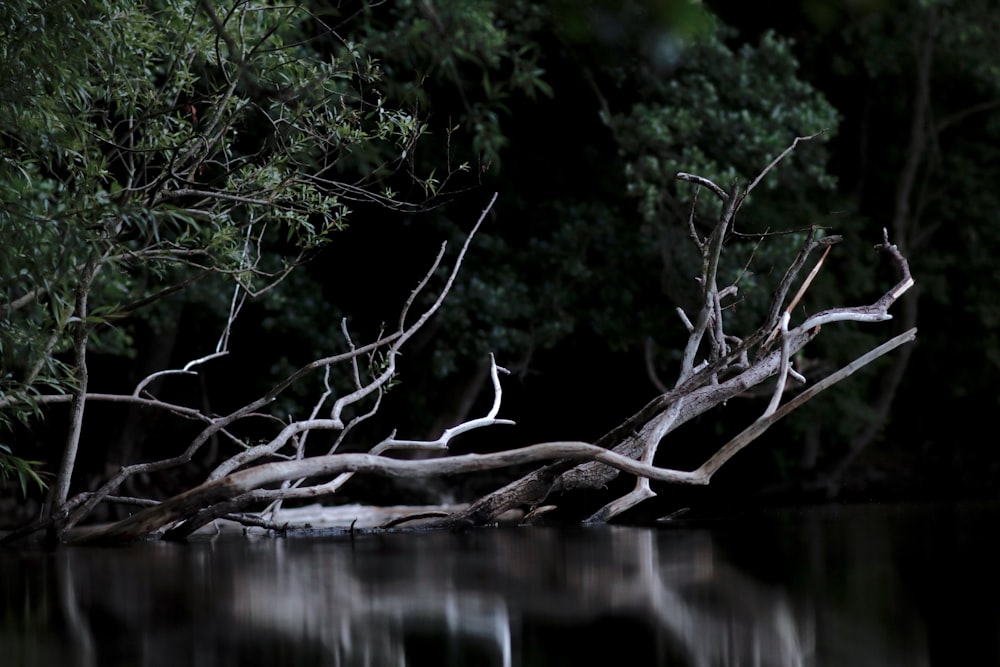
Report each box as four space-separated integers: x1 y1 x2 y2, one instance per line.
0 0 434 512
832 0 1000 488
713 0 1000 492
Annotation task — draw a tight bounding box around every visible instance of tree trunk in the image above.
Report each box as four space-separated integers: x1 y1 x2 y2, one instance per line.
43 254 100 522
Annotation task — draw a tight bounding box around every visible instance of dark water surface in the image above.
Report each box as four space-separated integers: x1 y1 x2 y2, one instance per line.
2 502 998 666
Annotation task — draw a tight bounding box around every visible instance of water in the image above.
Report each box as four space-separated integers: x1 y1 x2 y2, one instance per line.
2 502 998 666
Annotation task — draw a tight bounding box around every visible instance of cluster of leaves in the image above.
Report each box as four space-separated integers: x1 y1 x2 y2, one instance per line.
0 444 47 497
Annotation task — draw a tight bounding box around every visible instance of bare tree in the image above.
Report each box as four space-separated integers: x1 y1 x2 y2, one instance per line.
1 137 914 546
432 135 915 530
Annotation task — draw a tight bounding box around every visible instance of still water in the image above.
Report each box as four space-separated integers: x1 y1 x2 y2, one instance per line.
2 502 998 666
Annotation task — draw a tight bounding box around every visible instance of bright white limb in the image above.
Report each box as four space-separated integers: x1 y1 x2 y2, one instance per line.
764 312 793 417
375 354 515 452
273 354 516 503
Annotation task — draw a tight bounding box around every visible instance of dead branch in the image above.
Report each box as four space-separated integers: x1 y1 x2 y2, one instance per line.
740 130 828 204
427 137 914 529
74 442 707 543
693 327 917 481
263 354 516 516
204 192 499 482
28 194 495 540
6 133 919 545
104 324 914 542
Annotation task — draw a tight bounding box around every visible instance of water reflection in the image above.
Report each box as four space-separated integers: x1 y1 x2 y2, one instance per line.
226 528 811 666
2 503 997 666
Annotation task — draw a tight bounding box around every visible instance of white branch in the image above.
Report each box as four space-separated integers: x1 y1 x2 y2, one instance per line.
675 172 728 200
328 193 498 426
375 354 514 452
286 354 516 501
205 194 499 481
764 312 792 417
583 397 686 523
79 441 711 543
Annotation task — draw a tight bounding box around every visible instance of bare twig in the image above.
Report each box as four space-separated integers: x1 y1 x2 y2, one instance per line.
205 193 499 482
763 242 831 348
644 338 670 394
740 130 827 204
675 173 727 200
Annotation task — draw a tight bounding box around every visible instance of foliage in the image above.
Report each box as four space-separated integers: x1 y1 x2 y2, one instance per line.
347 0 555 167
0 444 47 497
0 0 437 491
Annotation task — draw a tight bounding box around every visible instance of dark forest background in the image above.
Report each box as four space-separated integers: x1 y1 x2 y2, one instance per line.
2 0 998 523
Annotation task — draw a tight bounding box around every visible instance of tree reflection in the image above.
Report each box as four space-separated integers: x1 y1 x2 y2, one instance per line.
1 516 944 667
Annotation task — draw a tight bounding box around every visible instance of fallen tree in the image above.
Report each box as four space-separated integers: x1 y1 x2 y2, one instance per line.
1 137 914 545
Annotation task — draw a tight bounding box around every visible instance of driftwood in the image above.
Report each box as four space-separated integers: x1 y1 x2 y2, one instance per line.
1 137 915 545
432 135 916 530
